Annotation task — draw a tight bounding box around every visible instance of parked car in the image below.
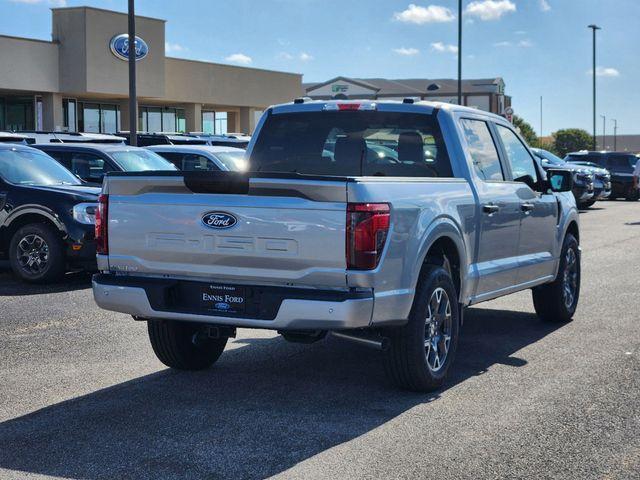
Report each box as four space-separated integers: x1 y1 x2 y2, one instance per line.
188 133 250 148
117 132 207 147
0 144 99 282
0 132 35 145
559 159 612 203
92 100 580 392
531 148 600 208
33 143 176 186
564 151 639 201
147 145 247 172
18 131 125 144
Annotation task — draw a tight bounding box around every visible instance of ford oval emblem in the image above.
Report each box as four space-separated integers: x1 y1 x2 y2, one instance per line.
215 302 231 310
201 212 237 229
109 34 149 62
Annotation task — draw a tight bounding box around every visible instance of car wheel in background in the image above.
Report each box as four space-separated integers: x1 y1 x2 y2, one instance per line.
147 320 227 370
532 233 580 323
383 264 460 392
9 223 65 284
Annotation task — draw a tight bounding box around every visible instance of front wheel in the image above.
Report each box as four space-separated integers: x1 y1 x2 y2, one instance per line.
147 320 227 370
383 265 460 392
532 233 580 323
9 223 65 283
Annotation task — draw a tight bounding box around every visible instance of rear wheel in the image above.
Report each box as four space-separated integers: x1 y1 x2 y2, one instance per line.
532 233 580 323
9 223 65 283
383 265 460 392
147 320 227 370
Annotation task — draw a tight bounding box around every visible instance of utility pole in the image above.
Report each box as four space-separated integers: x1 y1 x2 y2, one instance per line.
612 118 617 151
600 114 606 150
588 24 601 151
457 0 462 106
128 0 137 146
539 96 543 138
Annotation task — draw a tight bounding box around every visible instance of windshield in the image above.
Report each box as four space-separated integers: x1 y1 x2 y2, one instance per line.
534 149 565 165
214 150 248 171
250 111 452 177
0 148 81 186
110 149 177 172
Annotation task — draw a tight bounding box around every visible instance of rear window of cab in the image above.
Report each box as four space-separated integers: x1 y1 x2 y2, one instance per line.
250 111 452 178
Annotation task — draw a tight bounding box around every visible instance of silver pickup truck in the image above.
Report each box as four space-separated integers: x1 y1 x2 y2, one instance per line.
92 100 580 392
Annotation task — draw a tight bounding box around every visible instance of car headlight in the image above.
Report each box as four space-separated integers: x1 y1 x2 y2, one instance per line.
73 202 98 225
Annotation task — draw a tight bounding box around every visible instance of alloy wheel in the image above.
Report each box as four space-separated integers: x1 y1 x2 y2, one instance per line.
424 287 453 372
562 247 578 309
16 234 49 275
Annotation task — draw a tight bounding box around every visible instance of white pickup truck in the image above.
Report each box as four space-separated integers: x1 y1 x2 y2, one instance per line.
92 100 580 392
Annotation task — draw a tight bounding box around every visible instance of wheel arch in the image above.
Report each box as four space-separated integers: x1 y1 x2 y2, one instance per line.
1 209 66 252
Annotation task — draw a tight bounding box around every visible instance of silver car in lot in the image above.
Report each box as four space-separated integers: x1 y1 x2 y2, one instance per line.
147 145 247 172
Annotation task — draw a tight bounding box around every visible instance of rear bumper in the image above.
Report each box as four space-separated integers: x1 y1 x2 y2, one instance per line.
92 274 373 330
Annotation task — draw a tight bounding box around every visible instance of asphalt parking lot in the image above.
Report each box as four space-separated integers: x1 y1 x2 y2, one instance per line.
0 201 638 480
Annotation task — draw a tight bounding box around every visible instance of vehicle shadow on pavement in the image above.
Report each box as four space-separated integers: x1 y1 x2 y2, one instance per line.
0 270 92 296
0 307 562 480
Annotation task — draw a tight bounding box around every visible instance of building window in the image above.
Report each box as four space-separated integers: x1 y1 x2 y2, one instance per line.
215 112 228 135
35 96 43 130
63 99 77 132
139 106 185 133
202 111 215 134
78 103 120 133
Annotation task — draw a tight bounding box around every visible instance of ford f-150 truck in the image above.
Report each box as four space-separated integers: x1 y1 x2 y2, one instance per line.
92 100 580 392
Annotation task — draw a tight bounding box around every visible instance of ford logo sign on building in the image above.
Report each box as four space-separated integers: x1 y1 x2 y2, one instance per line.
201 212 238 229
109 34 149 61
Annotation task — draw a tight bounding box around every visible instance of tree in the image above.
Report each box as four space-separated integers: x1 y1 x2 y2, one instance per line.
552 129 593 157
512 115 538 146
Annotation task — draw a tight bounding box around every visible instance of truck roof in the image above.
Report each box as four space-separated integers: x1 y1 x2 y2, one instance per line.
270 98 508 122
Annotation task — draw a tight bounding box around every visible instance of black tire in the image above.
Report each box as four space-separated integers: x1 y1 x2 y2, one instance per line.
625 187 639 201
147 320 227 370
9 223 65 284
583 199 597 208
383 265 460 392
532 233 580 323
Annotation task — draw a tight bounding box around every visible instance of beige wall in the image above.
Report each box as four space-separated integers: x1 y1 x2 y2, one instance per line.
53 7 165 98
0 36 59 92
164 59 303 108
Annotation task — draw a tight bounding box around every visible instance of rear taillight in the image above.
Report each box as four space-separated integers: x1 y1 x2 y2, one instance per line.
346 203 390 270
95 194 109 255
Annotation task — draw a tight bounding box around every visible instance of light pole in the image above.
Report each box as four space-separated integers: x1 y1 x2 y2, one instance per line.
611 118 618 150
588 24 601 151
600 114 606 150
128 0 137 146
457 0 462 106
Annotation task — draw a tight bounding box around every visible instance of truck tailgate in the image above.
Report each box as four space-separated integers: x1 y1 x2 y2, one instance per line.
103 174 348 288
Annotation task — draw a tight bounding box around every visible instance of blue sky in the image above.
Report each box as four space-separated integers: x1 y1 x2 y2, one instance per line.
2 0 639 135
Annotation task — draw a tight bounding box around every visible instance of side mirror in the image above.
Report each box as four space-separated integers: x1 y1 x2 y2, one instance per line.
547 169 573 192
514 174 537 190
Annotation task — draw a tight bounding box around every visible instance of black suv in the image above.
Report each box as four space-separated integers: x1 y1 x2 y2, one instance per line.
0 144 99 283
34 143 176 186
565 151 639 201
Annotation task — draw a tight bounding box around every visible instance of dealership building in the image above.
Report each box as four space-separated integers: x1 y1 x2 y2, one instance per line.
0 6 303 134
304 76 511 114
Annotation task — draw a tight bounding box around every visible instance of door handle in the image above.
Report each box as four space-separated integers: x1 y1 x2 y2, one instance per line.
483 204 500 214
521 202 535 212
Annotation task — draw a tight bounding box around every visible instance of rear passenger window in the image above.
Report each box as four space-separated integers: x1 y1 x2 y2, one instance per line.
460 119 504 181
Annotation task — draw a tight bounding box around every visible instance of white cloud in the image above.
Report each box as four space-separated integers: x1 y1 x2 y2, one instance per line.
299 52 314 61
514 30 526 35
431 42 458 53
493 41 512 47
393 47 420 56
165 42 187 54
393 4 455 24
9 0 67 5
493 39 533 48
465 0 516 20
518 39 533 47
277 52 294 60
590 67 620 77
539 0 551 12
225 53 252 65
